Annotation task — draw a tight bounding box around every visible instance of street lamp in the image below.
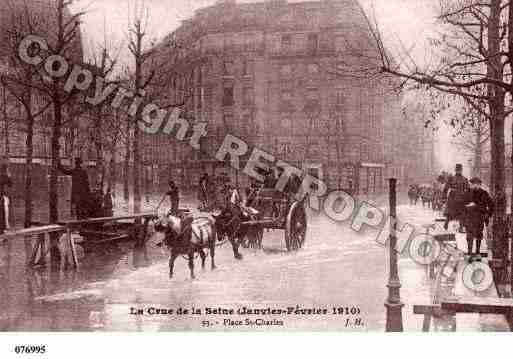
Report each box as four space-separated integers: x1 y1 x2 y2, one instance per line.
385 178 404 331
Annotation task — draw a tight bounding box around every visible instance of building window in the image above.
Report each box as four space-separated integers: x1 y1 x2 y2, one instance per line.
335 36 346 52
281 142 291 157
280 64 293 77
223 85 234 106
306 87 319 101
242 87 254 106
242 114 251 132
223 60 234 76
281 90 293 103
222 114 233 130
307 34 318 53
307 63 319 75
335 90 344 105
309 142 320 157
282 117 292 131
244 33 256 51
242 59 254 76
281 34 292 52
307 116 319 131
196 87 203 110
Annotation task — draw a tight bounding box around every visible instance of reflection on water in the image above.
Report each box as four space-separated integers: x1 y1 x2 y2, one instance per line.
0 235 164 331
0 204 465 332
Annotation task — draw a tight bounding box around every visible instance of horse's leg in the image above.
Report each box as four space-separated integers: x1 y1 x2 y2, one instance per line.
169 249 178 279
188 251 195 279
199 248 206 270
209 240 216 270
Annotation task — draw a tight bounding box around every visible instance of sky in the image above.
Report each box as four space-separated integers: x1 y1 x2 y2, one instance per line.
71 0 458 173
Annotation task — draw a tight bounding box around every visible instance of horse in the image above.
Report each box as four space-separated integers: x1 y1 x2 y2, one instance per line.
153 214 217 279
408 185 419 205
212 188 261 256
420 186 434 209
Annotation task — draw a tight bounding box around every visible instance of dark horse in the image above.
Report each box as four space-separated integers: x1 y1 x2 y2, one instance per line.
215 203 263 254
154 214 217 279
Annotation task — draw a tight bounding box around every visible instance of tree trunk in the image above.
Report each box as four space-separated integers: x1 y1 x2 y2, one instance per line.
109 148 116 195
133 125 141 214
2 87 9 155
473 128 482 178
123 120 130 203
488 0 506 241
49 96 62 264
24 109 34 228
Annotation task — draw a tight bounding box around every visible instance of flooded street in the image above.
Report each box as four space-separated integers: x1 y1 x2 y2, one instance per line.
0 202 447 332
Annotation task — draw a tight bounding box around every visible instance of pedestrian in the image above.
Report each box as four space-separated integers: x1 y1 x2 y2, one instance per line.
463 177 494 262
103 187 114 217
443 163 469 231
164 181 180 215
0 163 12 235
58 157 91 219
198 173 209 210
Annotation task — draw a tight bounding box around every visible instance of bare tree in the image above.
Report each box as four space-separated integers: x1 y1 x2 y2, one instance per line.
448 100 490 178
0 0 54 229
357 0 510 219
127 9 153 214
1 0 88 262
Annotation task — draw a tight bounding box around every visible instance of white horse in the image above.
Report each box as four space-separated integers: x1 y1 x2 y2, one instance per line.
154 214 217 279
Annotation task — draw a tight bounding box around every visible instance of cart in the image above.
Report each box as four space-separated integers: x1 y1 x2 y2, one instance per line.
242 188 307 251
59 213 158 253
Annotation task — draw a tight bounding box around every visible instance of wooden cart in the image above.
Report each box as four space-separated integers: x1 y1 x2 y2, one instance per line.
243 188 307 251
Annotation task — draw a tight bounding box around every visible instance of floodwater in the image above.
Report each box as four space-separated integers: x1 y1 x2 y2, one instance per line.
0 202 456 332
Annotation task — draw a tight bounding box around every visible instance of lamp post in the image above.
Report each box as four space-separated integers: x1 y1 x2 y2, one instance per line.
385 178 404 331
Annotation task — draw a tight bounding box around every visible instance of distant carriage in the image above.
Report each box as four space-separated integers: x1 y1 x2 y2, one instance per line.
418 184 434 209
408 185 420 205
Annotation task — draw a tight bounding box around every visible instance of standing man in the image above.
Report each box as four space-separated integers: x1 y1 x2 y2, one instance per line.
198 173 209 210
463 177 494 262
0 162 12 235
58 158 91 219
443 163 469 231
159 180 179 214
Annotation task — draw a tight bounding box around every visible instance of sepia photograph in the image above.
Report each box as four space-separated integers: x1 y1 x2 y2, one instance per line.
0 0 513 344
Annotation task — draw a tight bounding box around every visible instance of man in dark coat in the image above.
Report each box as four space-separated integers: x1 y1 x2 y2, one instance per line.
0 163 12 234
463 177 494 262
58 158 91 219
166 180 179 214
443 164 469 231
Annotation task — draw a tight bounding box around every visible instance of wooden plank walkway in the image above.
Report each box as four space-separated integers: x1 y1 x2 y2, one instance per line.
413 219 513 331
449 231 510 331
1 212 158 269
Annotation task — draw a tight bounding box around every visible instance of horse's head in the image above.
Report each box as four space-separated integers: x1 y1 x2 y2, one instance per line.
153 214 182 244
212 206 240 238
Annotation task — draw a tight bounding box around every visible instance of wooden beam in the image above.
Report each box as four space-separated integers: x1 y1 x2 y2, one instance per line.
59 213 157 227
0 225 65 241
441 297 513 314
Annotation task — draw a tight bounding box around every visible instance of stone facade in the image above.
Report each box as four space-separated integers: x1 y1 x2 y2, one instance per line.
140 0 435 193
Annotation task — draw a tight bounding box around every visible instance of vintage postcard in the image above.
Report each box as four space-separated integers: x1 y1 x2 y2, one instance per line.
0 0 512 343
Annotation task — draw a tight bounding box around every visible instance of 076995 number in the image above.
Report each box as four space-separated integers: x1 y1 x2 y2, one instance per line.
14 346 46 354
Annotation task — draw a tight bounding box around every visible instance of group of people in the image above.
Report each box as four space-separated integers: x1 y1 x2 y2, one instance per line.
197 172 233 211
435 164 494 262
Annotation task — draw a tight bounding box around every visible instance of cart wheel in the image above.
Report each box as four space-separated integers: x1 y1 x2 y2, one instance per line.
285 201 307 251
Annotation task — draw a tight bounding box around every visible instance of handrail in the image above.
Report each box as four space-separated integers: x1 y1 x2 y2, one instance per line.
58 213 158 226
